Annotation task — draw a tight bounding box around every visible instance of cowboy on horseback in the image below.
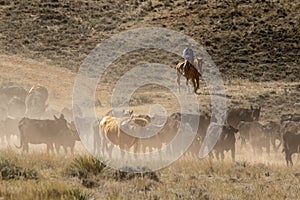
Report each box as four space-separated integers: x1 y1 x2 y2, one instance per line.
182 48 203 76
182 47 194 76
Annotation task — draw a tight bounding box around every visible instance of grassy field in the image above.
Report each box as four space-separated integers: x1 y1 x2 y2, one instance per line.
1 148 300 199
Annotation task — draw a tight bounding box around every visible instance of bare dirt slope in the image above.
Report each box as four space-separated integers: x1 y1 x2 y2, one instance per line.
0 54 299 122
0 55 75 109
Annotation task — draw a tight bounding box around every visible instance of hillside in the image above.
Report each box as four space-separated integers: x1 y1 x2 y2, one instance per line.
0 0 299 81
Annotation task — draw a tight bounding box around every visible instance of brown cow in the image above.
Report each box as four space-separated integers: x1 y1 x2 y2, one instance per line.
99 116 139 158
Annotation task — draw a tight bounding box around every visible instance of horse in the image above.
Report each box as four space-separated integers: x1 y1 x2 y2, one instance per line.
175 59 202 94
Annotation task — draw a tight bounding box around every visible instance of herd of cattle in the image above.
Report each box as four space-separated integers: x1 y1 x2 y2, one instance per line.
0 84 79 153
0 83 299 166
98 107 300 166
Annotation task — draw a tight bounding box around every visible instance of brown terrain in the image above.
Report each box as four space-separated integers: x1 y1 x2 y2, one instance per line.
0 0 300 199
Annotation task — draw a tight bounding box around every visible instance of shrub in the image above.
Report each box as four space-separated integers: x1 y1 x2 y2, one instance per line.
0 157 38 180
68 188 94 200
65 156 107 179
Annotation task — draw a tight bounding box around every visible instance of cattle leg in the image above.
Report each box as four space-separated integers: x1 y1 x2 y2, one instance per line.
220 151 225 161
209 152 214 160
133 143 139 160
62 146 68 155
54 144 60 154
271 138 277 153
120 145 126 159
106 143 113 158
231 146 236 162
266 144 270 157
252 145 256 156
286 152 293 167
0 136 4 145
70 145 75 154
241 138 246 150
275 140 282 152
24 143 29 153
214 151 220 161
47 143 55 154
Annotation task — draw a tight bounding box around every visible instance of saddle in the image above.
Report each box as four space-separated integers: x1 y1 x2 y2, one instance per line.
183 58 202 75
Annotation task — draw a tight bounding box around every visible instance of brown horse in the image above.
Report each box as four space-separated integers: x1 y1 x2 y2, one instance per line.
175 59 201 94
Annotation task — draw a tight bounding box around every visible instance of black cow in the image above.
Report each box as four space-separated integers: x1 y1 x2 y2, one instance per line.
282 121 300 166
54 121 80 154
16 114 71 153
239 121 271 156
169 112 212 157
263 121 282 152
209 124 238 162
226 106 261 149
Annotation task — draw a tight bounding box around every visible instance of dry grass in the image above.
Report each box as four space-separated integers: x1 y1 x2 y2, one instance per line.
1 148 300 199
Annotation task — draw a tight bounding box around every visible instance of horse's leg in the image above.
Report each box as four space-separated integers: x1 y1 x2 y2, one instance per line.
196 77 200 93
186 78 191 94
176 72 181 93
191 78 197 94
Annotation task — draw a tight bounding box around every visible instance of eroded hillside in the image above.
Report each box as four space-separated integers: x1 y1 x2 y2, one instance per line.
0 0 299 81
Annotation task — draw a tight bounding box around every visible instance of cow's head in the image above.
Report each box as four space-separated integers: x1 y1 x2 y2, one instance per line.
224 124 239 134
250 105 261 121
99 116 111 128
169 112 181 121
54 114 68 128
